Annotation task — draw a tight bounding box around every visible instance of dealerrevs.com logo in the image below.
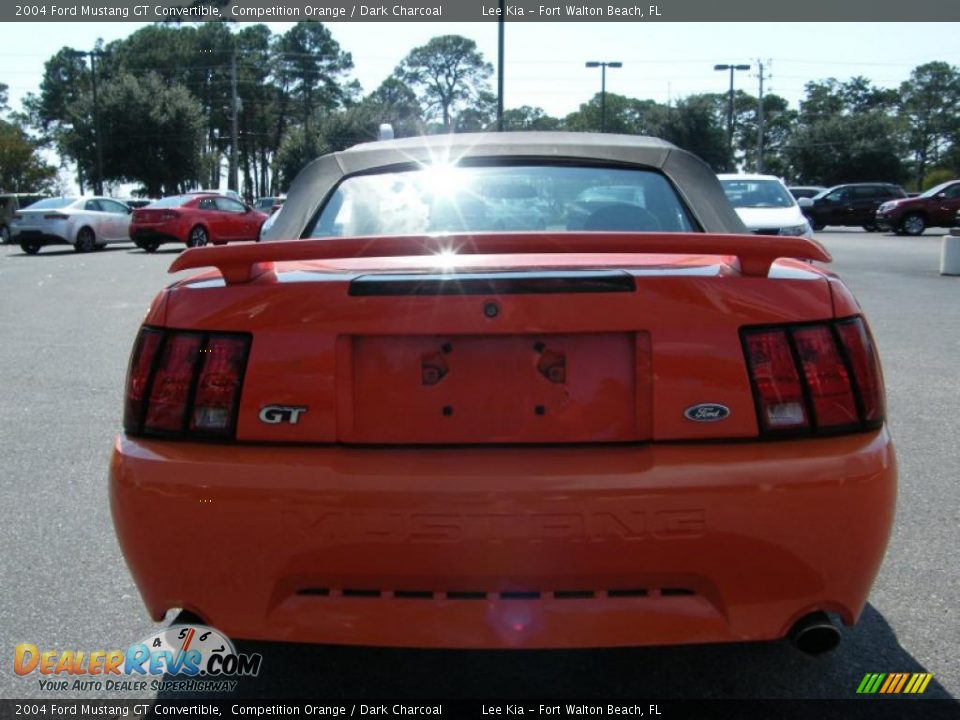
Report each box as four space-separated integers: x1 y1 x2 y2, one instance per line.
14 625 262 693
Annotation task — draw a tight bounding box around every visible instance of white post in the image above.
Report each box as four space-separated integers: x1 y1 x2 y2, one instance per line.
941 229 960 276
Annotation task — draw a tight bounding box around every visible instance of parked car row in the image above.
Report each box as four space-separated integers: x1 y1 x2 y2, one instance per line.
789 180 960 235
799 183 906 232
5 193 270 254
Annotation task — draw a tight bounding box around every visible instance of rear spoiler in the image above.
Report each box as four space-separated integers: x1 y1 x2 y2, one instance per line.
168 232 831 283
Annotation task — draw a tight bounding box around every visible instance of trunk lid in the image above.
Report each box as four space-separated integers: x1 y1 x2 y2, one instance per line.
156 234 836 444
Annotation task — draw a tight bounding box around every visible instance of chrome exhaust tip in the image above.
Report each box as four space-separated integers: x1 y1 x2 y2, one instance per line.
789 611 841 655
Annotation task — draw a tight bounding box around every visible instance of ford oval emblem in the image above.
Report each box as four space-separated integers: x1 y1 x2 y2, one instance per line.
684 403 731 422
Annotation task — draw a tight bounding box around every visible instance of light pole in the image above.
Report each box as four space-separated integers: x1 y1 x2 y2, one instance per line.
70 49 108 195
585 61 622 133
496 5 505 131
714 63 750 170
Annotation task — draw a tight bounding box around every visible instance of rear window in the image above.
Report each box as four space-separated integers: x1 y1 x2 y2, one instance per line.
26 197 76 210
148 196 191 208
305 164 695 238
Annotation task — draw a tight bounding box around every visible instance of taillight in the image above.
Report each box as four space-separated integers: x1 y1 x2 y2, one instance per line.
190 336 249 436
12 213 22 220
123 327 251 439
742 317 885 436
836 318 885 423
791 325 858 428
123 328 162 431
743 329 808 431
145 333 203 434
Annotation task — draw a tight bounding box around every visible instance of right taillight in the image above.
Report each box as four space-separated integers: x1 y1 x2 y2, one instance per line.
742 317 885 436
123 326 251 440
836 317 885 424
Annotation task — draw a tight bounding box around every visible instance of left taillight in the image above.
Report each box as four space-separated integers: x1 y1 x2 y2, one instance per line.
123 326 251 440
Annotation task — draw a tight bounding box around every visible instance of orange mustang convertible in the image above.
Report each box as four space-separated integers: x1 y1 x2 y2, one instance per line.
110 133 895 654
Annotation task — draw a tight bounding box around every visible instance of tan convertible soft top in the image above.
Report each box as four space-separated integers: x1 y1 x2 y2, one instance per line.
266 132 747 241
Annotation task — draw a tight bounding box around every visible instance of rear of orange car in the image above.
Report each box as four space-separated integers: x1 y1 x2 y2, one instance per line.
109 232 895 650
112 134 895 652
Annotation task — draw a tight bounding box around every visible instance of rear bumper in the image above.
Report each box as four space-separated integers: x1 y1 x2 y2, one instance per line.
12 230 68 246
110 430 896 649
132 228 183 245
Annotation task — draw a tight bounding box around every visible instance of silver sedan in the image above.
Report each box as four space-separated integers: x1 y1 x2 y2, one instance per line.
10 196 133 254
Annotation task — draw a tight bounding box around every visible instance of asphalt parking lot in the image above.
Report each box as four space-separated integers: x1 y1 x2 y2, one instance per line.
0 231 957 703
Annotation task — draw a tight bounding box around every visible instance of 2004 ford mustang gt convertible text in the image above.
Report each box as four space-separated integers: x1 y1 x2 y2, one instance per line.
110 133 896 654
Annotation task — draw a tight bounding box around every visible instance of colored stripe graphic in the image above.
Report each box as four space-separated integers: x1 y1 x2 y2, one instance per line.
858 672 932 694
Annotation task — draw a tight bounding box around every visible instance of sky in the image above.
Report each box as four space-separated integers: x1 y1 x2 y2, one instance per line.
4 21 960 118
3 21 960 193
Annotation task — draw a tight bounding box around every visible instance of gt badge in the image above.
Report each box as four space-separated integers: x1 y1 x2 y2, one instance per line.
259 405 308 425
684 403 730 422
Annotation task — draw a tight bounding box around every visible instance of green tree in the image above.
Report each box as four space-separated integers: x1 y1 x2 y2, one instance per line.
365 77 424 137
235 24 278 199
898 62 960 188
453 90 497 133
274 125 310 191
277 21 354 156
0 119 57 192
732 91 798 177
786 113 904 185
501 106 562 131
563 93 659 134
23 48 94 191
396 35 492 132
658 95 729 171
96 72 204 197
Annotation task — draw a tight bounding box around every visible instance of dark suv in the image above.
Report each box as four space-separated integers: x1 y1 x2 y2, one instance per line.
874 180 960 236
802 183 907 231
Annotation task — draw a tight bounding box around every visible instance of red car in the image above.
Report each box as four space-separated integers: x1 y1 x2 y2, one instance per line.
111 133 895 654
130 194 268 252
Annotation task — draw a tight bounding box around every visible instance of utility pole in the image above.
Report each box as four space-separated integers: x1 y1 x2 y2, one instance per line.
757 60 771 174
229 49 239 194
71 49 107 195
90 52 104 196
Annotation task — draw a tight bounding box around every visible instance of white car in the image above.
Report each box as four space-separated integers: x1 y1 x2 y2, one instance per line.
718 174 812 238
10 196 134 254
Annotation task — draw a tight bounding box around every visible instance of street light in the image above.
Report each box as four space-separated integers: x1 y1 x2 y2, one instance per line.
496 3 505 131
585 61 622 133
714 63 750 170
